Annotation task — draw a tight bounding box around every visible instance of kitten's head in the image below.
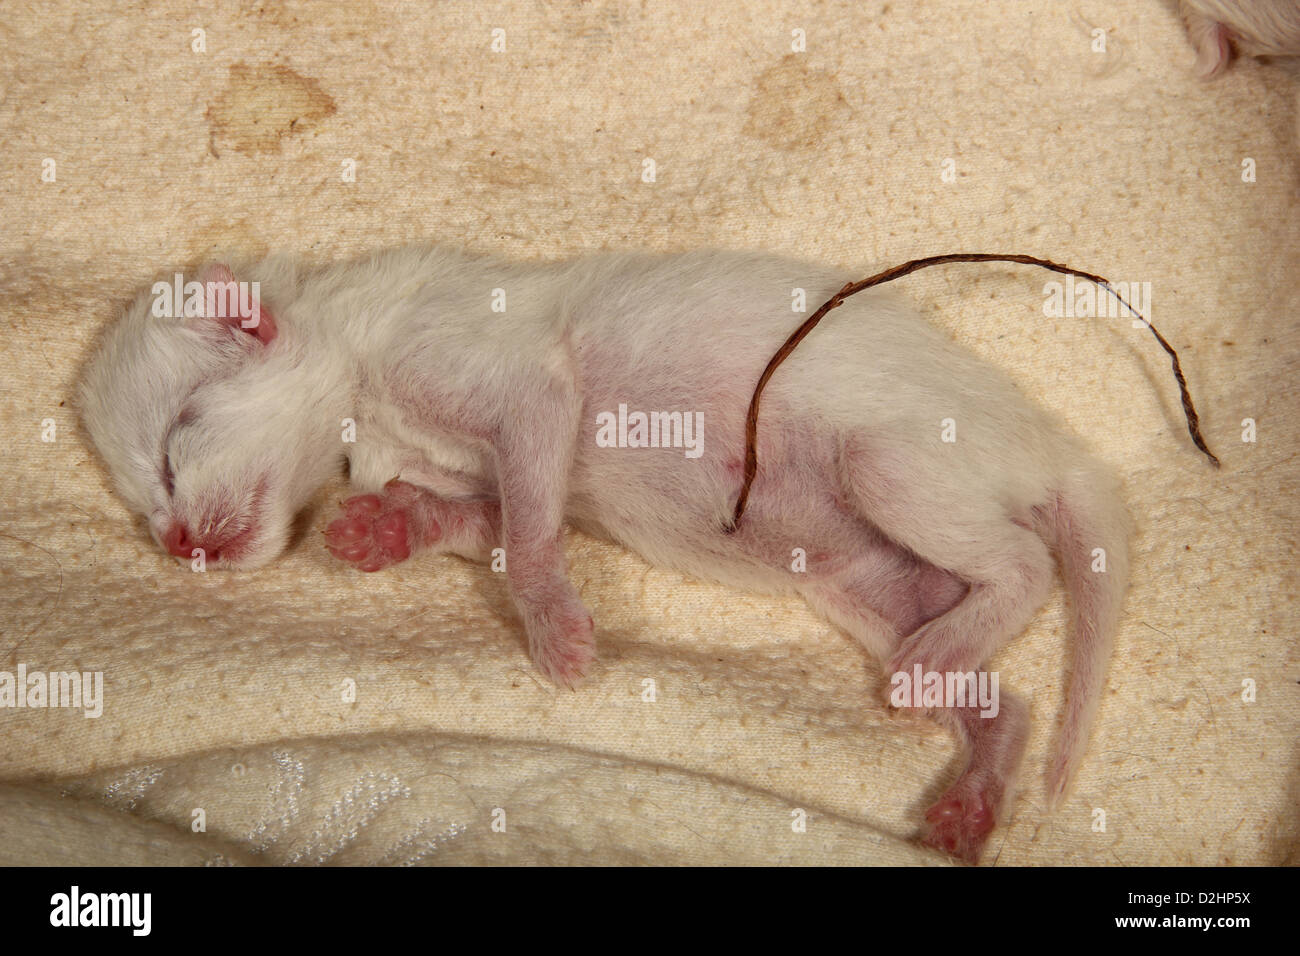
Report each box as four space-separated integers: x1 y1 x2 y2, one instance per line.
79 263 303 569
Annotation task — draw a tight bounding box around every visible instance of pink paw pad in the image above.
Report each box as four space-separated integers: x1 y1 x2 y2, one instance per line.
921 791 996 864
326 492 425 572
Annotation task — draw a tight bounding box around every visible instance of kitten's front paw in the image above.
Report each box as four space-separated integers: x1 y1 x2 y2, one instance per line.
326 491 438 572
525 601 596 689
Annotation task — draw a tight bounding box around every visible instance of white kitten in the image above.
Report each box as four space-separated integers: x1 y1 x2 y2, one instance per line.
80 246 1132 862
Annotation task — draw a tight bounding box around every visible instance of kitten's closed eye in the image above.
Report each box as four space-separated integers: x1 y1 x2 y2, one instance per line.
161 405 195 497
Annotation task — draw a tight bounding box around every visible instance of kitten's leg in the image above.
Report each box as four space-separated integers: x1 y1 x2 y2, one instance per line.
800 538 1026 863
812 544 1035 864
384 365 592 687
835 441 1053 861
922 691 1029 863
832 440 1053 695
489 383 594 688
885 531 1053 688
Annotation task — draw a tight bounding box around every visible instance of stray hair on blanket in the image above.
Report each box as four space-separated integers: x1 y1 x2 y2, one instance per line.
727 253 1222 532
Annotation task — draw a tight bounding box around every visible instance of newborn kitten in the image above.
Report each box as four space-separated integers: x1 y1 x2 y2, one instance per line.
80 245 1132 862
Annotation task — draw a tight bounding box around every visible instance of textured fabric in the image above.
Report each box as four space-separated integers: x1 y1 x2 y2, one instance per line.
0 0 1295 865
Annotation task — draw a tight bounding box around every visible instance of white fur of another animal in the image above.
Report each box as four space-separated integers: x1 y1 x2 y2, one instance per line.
1178 0 1300 76
80 245 1132 862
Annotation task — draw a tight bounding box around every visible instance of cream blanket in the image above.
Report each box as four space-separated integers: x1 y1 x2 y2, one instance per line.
0 0 1295 865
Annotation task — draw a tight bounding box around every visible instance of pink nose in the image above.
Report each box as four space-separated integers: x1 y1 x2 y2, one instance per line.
162 522 219 560
162 522 194 557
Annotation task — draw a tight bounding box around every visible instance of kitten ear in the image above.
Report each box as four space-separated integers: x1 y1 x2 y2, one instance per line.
197 263 278 344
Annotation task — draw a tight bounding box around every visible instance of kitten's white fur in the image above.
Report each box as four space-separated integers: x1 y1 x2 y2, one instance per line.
80 245 1132 861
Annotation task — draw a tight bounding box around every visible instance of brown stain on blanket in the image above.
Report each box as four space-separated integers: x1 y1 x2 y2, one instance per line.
206 62 337 156
743 55 847 151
